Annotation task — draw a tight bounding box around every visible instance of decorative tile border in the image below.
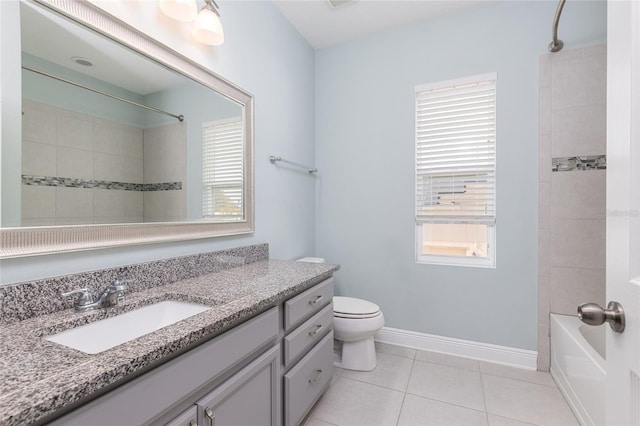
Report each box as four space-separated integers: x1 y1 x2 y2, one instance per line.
22 175 182 191
0 243 269 324
552 155 606 172
143 182 182 191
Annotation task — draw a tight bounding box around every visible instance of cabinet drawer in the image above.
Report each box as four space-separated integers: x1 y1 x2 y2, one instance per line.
283 304 333 366
284 278 333 331
284 331 334 426
165 406 197 426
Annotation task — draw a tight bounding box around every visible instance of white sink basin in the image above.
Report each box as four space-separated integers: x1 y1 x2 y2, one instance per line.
45 300 210 354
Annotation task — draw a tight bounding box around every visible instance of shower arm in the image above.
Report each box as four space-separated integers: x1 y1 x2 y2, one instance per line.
549 0 566 52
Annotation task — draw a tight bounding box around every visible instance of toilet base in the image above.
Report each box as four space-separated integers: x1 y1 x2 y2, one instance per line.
333 336 377 371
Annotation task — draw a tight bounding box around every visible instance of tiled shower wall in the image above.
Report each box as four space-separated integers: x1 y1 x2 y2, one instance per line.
21 100 187 225
538 44 606 370
143 122 187 222
21 99 144 225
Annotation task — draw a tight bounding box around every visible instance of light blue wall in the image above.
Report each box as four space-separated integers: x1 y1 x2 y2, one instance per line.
0 0 316 284
315 1 606 350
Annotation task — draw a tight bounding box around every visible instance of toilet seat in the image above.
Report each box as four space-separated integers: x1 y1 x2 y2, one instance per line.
333 296 381 319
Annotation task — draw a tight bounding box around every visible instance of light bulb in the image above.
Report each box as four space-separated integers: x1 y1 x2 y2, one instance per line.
159 0 197 22
192 6 225 46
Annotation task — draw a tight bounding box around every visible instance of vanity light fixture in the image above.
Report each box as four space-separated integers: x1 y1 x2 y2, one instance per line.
159 0 224 46
159 0 198 22
192 0 225 46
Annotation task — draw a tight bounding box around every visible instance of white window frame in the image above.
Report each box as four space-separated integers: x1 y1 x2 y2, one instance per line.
414 72 497 268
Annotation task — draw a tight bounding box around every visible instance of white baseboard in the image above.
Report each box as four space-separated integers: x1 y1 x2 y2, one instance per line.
375 327 538 370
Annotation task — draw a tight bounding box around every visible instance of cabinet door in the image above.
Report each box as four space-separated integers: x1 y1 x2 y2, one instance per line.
165 406 198 426
197 345 280 426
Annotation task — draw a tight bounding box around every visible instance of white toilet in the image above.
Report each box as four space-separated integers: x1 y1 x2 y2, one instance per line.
297 257 385 371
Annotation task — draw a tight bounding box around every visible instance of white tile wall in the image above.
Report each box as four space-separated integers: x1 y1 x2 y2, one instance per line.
57 113 93 150
143 122 187 222
143 122 187 183
22 141 56 177
57 146 93 179
21 100 146 225
56 187 93 219
537 44 606 371
21 185 55 219
93 188 125 218
22 100 56 145
143 190 187 222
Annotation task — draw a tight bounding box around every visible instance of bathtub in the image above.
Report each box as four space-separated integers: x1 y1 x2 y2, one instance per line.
550 314 606 426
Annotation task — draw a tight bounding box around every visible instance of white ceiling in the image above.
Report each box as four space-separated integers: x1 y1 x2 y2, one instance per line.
273 0 497 49
21 1 184 96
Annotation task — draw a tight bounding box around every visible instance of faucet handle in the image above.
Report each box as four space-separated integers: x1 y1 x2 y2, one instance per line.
111 280 132 304
61 288 90 298
111 279 130 291
61 288 94 307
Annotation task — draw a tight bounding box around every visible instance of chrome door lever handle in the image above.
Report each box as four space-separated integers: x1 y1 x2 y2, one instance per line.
578 301 625 333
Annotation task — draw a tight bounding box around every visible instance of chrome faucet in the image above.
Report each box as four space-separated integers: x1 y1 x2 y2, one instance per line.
62 280 129 312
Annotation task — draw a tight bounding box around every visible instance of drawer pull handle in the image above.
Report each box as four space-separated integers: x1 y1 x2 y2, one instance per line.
309 324 323 336
205 407 215 426
309 369 323 384
309 295 323 305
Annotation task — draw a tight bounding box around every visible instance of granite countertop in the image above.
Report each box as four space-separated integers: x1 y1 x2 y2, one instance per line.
0 259 339 426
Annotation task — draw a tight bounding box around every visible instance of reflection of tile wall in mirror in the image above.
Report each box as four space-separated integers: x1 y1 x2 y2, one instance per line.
20 99 189 225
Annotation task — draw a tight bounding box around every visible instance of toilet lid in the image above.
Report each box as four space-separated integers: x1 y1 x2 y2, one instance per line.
333 296 380 319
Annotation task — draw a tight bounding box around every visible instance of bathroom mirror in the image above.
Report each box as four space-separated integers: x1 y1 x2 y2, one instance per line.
0 0 254 258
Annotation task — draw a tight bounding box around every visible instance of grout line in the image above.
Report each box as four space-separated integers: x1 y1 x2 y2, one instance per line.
396 356 417 425
479 370 558 388
478 365 490 424
404 391 489 416
396 357 416 426
337 375 407 394
395 389 408 426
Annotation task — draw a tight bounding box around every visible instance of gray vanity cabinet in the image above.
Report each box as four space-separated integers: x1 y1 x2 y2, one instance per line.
46 276 335 426
49 307 279 426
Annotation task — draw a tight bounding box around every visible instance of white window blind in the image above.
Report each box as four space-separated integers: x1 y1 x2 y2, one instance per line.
415 73 496 225
202 119 244 221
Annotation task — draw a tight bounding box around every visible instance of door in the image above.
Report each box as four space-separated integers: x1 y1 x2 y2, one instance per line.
606 1 640 424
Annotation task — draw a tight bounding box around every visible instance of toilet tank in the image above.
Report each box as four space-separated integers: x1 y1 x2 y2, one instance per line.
296 257 325 263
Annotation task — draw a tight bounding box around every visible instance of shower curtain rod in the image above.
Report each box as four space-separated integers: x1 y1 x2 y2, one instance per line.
549 0 566 52
22 65 184 122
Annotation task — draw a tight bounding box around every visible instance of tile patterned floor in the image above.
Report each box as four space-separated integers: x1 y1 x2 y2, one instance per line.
303 342 578 426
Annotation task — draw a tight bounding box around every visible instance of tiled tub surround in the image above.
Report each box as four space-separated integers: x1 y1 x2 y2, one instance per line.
538 44 607 371
0 253 339 424
21 100 187 225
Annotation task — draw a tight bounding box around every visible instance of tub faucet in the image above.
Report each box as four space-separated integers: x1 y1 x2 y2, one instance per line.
61 280 129 312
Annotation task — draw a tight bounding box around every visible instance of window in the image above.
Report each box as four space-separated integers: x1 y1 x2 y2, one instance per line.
415 73 496 267
202 119 244 221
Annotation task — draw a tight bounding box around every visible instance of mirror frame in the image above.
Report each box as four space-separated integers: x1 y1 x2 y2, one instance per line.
0 0 254 258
